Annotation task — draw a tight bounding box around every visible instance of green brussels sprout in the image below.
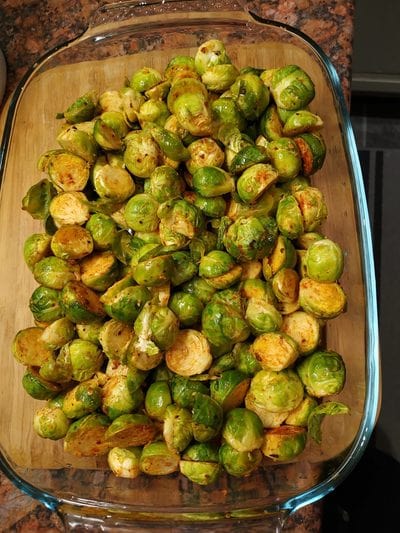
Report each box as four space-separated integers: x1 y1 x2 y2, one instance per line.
262 234 297 280
170 375 209 409
64 412 111 457
181 441 220 462
158 198 204 239
59 90 98 124
192 393 223 443
163 404 193 452
266 137 302 181
86 213 118 251
294 187 327 231
130 67 163 93
285 394 318 427
33 256 79 290
190 194 227 219
80 251 120 292
280 175 311 195
179 455 221 485
229 145 269 176
209 352 236 376
246 369 304 413
22 179 57 220
299 278 347 319
281 311 322 356
168 251 197 287
33 405 71 440
40 317 75 349
29 286 63 323
108 446 142 479
64 338 104 381
119 86 145 125
297 350 346 397
148 166 185 203
232 342 262 376
112 230 143 265
230 73 270 120
305 238 344 282
194 39 231 75
140 441 180 476
240 260 262 280
22 368 61 400
124 131 160 178
295 231 325 250
219 442 262 478
174 92 213 137
251 331 299 372
164 55 198 82
57 125 98 164
294 132 326 176
62 379 103 419
270 65 315 110
137 100 170 128
49 191 90 227
276 194 304 240
126 333 163 371
272 267 300 304
149 123 189 161
199 250 242 289
131 250 174 287
92 157 135 201
166 329 212 377
60 281 106 323
23 233 52 271
102 375 144 420
223 215 278 262
144 381 172 421
261 426 307 461
167 77 208 112
169 291 204 327
181 276 215 304
236 163 278 204
124 193 159 233
240 278 275 303
283 110 323 136
227 187 279 222
38 348 73 384
245 298 283 335
201 63 239 92
103 284 151 323
222 407 264 452
99 319 134 361
50 224 93 261
47 151 90 192
186 137 225 175
76 320 104 345
105 413 156 448
192 166 235 198
134 302 179 351
210 369 250 412
211 97 247 131
126 366 148 394
259 103 283 141
12 327 54 367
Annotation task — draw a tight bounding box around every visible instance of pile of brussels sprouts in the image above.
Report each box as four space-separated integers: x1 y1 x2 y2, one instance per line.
13 39 350 484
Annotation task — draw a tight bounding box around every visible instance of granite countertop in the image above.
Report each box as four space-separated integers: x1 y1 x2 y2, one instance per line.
0 1 354 531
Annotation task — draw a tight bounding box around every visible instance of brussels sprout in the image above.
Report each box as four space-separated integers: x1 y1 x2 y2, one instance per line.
266 137 301 181
285 394 318 427
222 407 263 452
297 350 346 398
295 231 325 250
201 63 239 92
33 256 78 290
49 191 90 227
294 132 326 176
229 145 269 176
270 65 315 110
163 404 193 452
134 302 179 351
246 369 304 413
104 285 151 323
50 224 93 261
272 267 299 304
210 370 250 412
169 291 204 327
240 278 275 303
259 104 283 141
299 278 347 319
85 213 118 251
126 366 148 393
126 333 163 372
123 194 159 233
230 73 270 120
245 298 283 335
211 97 247 131
64 412 111 457
236 163 278 204
108 446 142 479
59 90 98 124
166 329 212 377
105 413 156 448
245 394 290 428
60 281 106 323
119 86 145 125
22 369 61 400
12 329 52 369
29 286 63 323
251 331 299 372
92 157 135 201
280 175 311 195
232 342 262 376
38 348 73 384
261 426 307 461
209 352 236 376
181 276 215 304
33 406 71 440
262 234 297 279
223 215 278 262
124 131 160 178
130 67 163 93
149 124 189 161
102 375 143 420
140 441 180 476
47 152 90 192
227 187 279 222
167 77 208 112
164 55 198 82
64 338 104 381
170 375 209 409
137 100 170 128
62 380 102 419
148 166 185 203
186 137 225 175
57 125 98 164
76 320 104 345
281 311 322 356
41 317 75 349
179 455 221 485
99 319 134 361
168 251 197 287
80 251 120 292
294 187 327 231
158 198 204 239
283 110 323 136
191 194 227 219
144 381 172 421
276 194 304 240
305 238 344 282
192 166 235 198
23 233 52 271
219 442 262 478
240 260 262 280
131 251 174 287
199 250 241 289
22 179 57 220
194 39 231 75
112 230 142 266
174 92 213 137
192 393 223 442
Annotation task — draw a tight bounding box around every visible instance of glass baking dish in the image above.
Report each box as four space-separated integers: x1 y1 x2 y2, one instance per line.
0 0 379 530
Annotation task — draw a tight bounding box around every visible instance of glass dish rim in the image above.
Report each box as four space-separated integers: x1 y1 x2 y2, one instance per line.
0 3 380 520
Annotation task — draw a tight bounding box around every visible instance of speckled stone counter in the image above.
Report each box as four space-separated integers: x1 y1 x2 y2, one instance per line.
0 1 354 531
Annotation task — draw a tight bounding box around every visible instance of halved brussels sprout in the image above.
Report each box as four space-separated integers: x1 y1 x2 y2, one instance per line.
232 342 262 377
23 233 52 271
49 191 90 227
194 39 232 75
126 333 163 372
210 369 250 412
246 369 304 414
22 368 62 400
281 311 322 356
103 285 151 323
272 267 300 303
62 380 103 419
92 157 135 201
41 317 75 349
192 166 235 198
259 103 283 141
295 231 325 250
236 163 278 204
305 238 344 282
276 194 304 240
261 426 307 461
166 329 212 377
131 251 174 287
57 126 98 164
266 137 301 182
164 55 198 82
29 285 63 323
108 446 142 479
219 442 262 478
130 66 163 93
158 198 204 239
245 298 283 335
180 453 221 485
124 193 159 232
99 319 134 361
199 250 242 289
297 350 346 397
186 137 225 175
227 187 278 221
86 213 118 251
201 63 239 92
60 281 106 323
33 405 71 440
64 412 111 457
251 331 299 372
211 97 247 131
76 320 104 345
181 276 215 304
294 132 326 176
59 90 98 124
134 302 179 351
80 251 120 292
223 215 278 262
138 100 170 128
33 256 79 290
283 110 323 136
148 166 185 203
62 338 104 381
169 291 204 327
124 131 160 178
102 375 144 420
299 278 347 319
262 234 297 279
230 73 270 120
144 381 172 421
47 152 90 192
174 92 213 137
240 260 262 280
105 413 156 448
51 224 93 260
270 65 315 111
222 407 264 452
294 186 327 232
163 404 193 452
285 394 318 427
140 441 180 476
192 393 223 443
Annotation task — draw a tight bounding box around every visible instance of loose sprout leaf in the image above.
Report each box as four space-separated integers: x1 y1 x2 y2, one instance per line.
308 401 350 444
